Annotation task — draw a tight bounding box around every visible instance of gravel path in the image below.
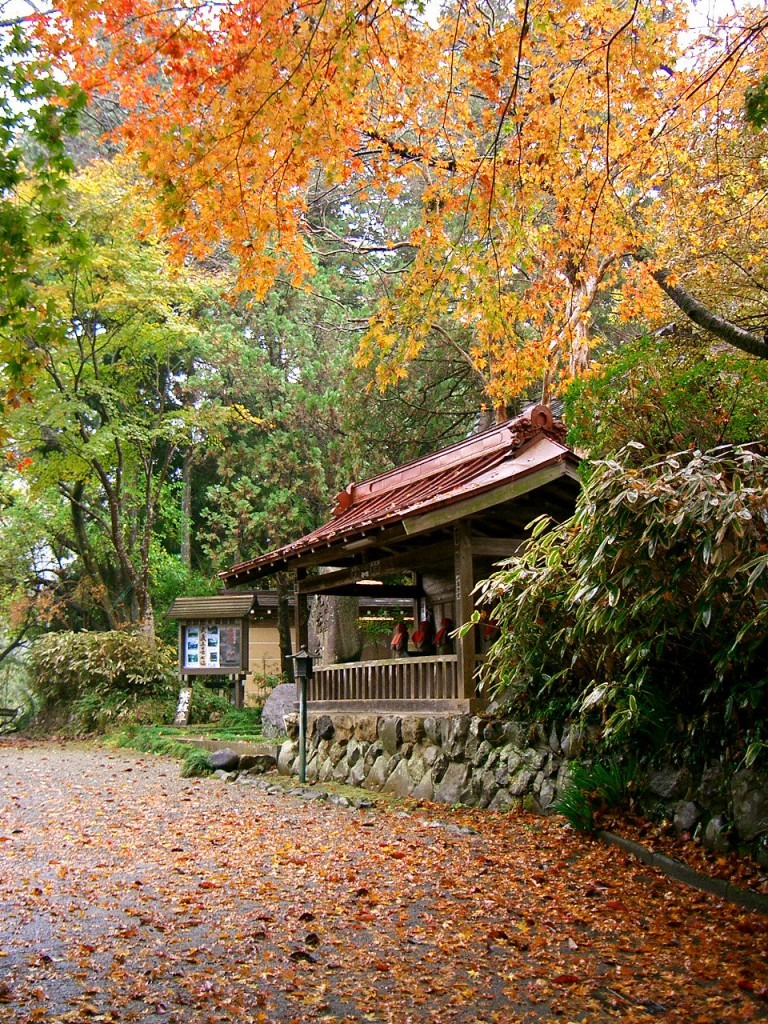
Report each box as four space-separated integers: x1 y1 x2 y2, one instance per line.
0 739 766 1023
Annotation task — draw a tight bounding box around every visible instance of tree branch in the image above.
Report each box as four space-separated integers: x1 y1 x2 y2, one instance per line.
646 265 768 359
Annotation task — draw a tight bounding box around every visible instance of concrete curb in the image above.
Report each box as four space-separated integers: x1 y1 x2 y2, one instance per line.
597 830 768 915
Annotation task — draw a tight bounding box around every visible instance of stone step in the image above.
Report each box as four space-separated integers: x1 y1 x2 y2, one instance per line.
174 735 282 760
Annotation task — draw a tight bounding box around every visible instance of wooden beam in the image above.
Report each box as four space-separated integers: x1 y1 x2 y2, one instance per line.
296 540 453 593
454 521 476 700
471 538 526 558
288 522 411 570
300 583 419 599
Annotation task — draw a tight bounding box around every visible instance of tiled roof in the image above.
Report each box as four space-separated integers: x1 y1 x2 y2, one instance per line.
221 405 577 583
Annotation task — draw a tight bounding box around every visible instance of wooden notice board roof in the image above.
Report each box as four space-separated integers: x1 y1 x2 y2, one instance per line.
165 594 256 621
221 405 579 586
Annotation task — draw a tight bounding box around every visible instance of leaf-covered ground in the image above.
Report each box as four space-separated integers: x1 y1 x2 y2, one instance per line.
598 812 768 896
0 741 766 1024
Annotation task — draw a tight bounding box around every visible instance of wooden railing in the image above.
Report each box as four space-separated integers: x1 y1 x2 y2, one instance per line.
311 655 460 703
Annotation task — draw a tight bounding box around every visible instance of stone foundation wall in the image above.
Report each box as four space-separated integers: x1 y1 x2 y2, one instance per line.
277 712 591 812
276 711 768 863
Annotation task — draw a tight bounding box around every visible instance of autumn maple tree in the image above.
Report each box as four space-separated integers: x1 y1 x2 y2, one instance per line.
36 0 768 407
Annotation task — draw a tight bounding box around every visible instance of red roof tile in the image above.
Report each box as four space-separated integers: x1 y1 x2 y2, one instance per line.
222 405 577 582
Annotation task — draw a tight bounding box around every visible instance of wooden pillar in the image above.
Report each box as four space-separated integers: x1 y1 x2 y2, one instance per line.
412 572 422 635
294 569 310 703
454 520 476 699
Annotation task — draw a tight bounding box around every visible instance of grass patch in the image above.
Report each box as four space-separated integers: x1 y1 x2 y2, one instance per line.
107 725 215 777
556 757 637 832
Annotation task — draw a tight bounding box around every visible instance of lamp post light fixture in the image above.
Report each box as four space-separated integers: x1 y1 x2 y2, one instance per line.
288 648 314 783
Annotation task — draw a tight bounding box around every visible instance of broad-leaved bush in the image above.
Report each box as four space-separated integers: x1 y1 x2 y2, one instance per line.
476 443 768 765
30 630 177 731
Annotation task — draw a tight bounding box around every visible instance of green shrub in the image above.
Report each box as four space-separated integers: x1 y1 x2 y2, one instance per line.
476 443 768 765
187 686 232 725
216 705 262 735
565 334 768 457
29 630 177 732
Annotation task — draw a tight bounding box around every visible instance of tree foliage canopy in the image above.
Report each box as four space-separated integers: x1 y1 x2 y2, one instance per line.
565 333 768 456
0 18 85 412
39 0 768 402
1 159 228 633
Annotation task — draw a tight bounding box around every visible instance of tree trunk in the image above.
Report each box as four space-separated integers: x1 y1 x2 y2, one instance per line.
180 450 193 569
309 593 362 665
276 573 294 682
66 482 120 629
542 255 618 404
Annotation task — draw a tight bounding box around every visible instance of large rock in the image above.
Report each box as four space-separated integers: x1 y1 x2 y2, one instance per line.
483 720 506 747
442 716 471 759
363 742 384 772
353 715 379 742
477 770 500 808
522 748 548 771
472 740 492 767
328 740 348 766
422 746 448 783
346 740 363 769
378 717 402 755
501 721 528 748
509 767 536 797
401 716 426 745
277 739 298 775
673 800 701 834
423 717 443 746
331 714 355 741
535 775 558 812
695 766 728 814
364 755 391 791
731 769 768 842
312 715 336 744
548 724 561 754
260 684 298 738
349 757 368 788
406 749 428 786
383 759 416 799
207 748 240 772
434 763 472 805
703 815 731 853
648 768 690 801
464 718 485 761
412 771 435 802
305 752 320 783
488 788 514 812
498 746 523 774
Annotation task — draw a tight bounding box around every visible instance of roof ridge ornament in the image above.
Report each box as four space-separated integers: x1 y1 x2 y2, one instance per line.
527 404 554 431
